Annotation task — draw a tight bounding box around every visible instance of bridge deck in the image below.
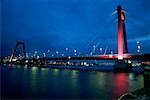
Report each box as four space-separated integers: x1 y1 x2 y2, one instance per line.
37 54 150 61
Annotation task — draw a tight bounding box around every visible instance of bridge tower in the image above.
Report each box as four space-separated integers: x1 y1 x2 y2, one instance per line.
114 5 131 71
9 41 27 62
117 5 128 60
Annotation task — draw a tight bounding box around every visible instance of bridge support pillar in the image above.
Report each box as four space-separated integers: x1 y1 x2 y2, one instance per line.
144 67 150 94
114 60 131 72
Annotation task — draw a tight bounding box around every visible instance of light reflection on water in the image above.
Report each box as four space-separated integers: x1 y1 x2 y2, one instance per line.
1 65 144 99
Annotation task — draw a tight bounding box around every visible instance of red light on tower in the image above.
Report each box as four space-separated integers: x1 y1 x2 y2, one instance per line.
117 5 123 60
121 11 125 21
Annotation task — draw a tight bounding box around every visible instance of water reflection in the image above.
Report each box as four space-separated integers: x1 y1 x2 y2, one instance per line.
31 66 38 71
113 73 129 99
1 65 144 99
41 68 46 71
24 65 28 69
71 70 79 78
129 73 138 80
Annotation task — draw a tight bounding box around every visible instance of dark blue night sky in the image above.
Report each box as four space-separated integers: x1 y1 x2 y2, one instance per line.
1 0 150 57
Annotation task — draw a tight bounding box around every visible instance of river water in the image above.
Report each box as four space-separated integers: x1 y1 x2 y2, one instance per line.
1 64 144 99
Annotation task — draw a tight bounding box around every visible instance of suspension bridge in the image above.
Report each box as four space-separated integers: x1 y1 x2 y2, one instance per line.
2 5 150 71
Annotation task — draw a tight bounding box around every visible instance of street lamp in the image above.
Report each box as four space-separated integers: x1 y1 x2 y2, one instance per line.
37 55 40 59
56 51 59 57
111 51 113 55
93 45 96 48
65 48 68 51
137 41 139 44
136 41 141 54
43 53 46 57
73 49 77 56
100 48 102 51
100 47 103 55
26 53 29 58
35 51 37 54
138 45 140 49
74 53 77 56
74 49 77 52
90 45 96 55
